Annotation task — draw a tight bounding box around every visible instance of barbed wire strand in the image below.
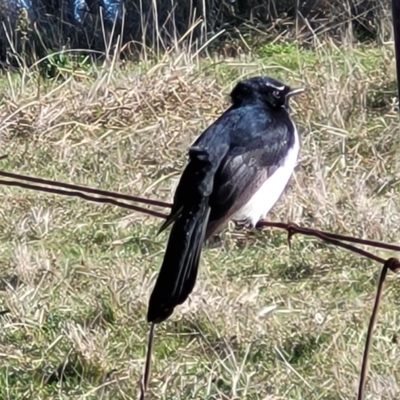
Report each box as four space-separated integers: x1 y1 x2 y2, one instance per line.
0 179 169 220
139 323 156 400
1 170 400 252
357 258 400 400
0 169 171 209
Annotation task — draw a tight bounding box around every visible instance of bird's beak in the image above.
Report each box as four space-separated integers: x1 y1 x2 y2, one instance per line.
286 87 305 97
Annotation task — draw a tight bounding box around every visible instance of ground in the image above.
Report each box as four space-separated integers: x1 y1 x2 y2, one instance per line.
0 36 399 399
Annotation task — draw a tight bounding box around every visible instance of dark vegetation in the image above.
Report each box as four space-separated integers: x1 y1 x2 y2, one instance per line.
0 0 393 67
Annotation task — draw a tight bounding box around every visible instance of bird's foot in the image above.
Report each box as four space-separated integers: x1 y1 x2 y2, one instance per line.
205 233 223 249
255 219 269 230
233 218 253 231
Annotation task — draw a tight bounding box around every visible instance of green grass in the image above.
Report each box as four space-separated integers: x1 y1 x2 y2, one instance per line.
0 38 399 399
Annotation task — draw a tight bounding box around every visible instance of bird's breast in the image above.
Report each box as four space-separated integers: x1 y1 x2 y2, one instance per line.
232 127 300 226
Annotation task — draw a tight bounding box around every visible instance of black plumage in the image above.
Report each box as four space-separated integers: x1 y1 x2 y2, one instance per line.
147 76 304 324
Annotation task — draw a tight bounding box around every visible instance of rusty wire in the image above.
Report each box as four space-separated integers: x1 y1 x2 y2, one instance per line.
0 169 171 209
0 167 399 399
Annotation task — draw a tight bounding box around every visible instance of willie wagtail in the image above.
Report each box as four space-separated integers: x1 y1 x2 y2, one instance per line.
140 76 304 397
148 75 304 324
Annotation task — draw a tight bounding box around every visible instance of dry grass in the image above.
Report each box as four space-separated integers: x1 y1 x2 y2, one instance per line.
0 36 399 399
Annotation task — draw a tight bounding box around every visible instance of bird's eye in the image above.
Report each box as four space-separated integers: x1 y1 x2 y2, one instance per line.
273 90 281 98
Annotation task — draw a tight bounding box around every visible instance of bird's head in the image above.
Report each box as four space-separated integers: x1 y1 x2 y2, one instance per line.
230 76 304 109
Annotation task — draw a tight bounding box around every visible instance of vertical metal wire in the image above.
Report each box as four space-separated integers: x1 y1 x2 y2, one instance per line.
392 0 400 120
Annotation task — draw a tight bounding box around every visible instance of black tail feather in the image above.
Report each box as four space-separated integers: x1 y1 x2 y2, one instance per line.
176 205 210 304
147 199 210 324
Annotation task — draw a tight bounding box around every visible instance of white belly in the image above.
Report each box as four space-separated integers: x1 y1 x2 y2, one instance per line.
232 127 299 226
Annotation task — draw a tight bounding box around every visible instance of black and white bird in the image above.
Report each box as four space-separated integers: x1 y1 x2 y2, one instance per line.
147 76 304 325
140 76 304 397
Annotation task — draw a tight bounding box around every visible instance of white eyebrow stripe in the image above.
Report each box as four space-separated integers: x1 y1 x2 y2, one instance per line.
265 82 285 90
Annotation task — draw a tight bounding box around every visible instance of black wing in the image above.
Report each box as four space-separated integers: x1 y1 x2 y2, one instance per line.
148 112 233 323
206 107 296 238
158 107 237 234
